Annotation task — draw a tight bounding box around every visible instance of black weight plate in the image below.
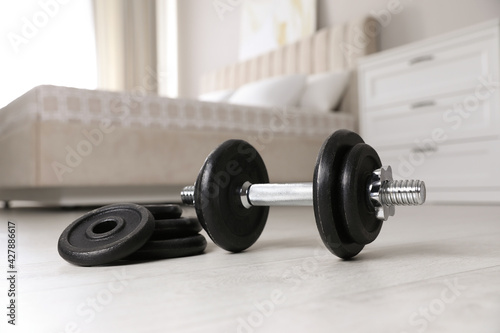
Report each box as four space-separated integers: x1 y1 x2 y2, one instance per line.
58 203 155 266
194 140 269 252
150 217 203 240
143 204 183 219
194 163 209 231
126 234 207 260
313 130 365 259
341 143 383 245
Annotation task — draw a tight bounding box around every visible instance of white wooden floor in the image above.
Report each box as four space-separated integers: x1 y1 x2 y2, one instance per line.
1 204 500 333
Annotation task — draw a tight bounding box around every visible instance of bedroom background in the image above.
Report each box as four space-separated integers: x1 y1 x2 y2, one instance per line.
0 0 499 205
2 0 498 105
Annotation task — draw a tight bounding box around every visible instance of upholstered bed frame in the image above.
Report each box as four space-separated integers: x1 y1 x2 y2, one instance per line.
0 17 376 205
201 16 376 114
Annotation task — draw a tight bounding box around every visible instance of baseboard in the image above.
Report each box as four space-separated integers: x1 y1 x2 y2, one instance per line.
0 185 184 206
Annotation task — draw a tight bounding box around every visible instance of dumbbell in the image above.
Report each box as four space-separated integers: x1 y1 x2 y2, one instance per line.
180 130 426 259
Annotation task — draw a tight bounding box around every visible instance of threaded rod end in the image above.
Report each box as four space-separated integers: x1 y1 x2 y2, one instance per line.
181 186 195 205
380 180 426 206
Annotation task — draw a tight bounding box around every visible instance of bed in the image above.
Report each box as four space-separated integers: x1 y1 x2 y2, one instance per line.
0 17 376 205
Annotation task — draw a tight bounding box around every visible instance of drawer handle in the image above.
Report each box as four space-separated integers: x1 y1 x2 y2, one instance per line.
409 54 434 65
411 146 438 154
411 100 436 109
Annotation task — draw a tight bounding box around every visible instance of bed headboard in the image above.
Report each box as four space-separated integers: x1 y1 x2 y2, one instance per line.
200 16 377 96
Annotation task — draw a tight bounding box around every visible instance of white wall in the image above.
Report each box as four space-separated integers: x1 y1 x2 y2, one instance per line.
177 0 241 98
177 0 500 98
318 0 500 51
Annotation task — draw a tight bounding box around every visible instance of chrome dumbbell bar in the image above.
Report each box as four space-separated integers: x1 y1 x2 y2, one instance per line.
181 166 425 222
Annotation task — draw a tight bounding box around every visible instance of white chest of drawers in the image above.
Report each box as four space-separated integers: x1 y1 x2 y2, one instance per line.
358 19 500 203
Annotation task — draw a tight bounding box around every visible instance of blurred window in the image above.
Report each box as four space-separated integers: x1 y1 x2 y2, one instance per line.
0 0 97 108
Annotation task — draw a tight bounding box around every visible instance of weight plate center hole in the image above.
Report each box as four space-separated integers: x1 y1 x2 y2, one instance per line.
86 216 125 240
94 219 118 234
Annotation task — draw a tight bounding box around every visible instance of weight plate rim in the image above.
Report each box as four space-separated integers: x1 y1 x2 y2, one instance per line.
143 204 183 220
313 130 365 259
154 217 202 233
150 217 203 240
126 234 208 260
341 143 383 245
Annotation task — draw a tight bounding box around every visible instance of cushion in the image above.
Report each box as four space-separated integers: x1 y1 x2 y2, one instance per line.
228 74 306 107
299 70 350 112
198 89 235 102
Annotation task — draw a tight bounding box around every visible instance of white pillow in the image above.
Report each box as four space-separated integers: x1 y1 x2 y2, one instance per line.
228 74 306 108
299 70 350 112
198 89 235 102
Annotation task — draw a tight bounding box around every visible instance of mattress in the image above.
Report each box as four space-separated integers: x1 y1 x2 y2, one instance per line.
0 85 355 204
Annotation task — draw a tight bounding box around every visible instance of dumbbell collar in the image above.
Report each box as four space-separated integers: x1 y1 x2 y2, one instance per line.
368 166 396 221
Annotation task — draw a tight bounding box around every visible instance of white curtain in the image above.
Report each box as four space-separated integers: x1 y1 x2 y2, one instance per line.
93 0 158 94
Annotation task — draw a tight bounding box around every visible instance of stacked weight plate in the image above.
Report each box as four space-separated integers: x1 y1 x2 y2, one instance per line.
58 203 207 266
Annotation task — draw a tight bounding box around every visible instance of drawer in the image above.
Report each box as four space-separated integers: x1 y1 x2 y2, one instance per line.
360 31 499 109
361 91 500 148
376 139 500 189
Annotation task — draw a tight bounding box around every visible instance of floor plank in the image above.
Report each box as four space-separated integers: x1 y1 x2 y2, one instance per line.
1 204 499 332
